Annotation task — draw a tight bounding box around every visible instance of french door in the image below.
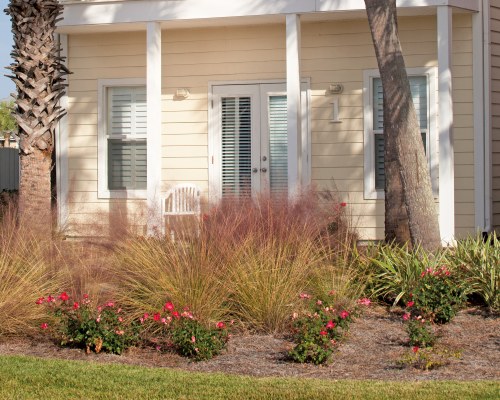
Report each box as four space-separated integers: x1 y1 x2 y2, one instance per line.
211 83 304 199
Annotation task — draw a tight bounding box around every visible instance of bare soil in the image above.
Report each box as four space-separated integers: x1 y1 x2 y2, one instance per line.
0 305 498 381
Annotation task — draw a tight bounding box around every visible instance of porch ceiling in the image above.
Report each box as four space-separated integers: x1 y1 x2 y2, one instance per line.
56 0 477 34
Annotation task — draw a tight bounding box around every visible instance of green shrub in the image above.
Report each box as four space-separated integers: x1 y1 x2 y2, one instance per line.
142 300 229 361
405 316 436 347
451 233 499 311
288 294 359 365
410 266 466 324
39 293 139 354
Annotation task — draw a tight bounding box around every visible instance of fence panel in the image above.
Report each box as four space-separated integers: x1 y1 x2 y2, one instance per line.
0 148 20 191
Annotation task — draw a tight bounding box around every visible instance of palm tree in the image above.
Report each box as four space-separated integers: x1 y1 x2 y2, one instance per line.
4 0 69 232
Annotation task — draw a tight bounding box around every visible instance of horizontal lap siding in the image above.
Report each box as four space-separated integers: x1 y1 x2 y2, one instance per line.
492 4 500 232
303 15 474 240
65 15 475 239
452 15 475 239
161 25 285 192
67 32 147 235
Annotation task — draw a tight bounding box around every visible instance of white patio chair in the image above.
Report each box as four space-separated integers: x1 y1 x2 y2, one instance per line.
161 183 201 238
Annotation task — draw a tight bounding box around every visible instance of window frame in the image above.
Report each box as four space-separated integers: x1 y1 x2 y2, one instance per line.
97 78 147 199
363 67 438 200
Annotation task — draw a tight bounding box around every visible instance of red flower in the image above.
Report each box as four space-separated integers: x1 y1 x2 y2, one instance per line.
406 301 414 308
40 323 48 330
73 302 80 310
216 321 226 329
58 292 69 301
326 320 336 330
403 313 411 321
299 293 311 299
412 346 420 353
164 302 175 311
340 310 349 319
35 297 44 305
172 311 180 319
143 313 149 320
319 330 327 336
47 295 55 303
153 313 161 321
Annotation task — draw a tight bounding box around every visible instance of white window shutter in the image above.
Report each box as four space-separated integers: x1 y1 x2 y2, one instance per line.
221 97 252 196
268 95 288 194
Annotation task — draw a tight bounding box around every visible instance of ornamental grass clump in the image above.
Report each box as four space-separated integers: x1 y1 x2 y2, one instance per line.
450 233 499 311
207 193 350 333
111 235 229 325
111 191 357 334
365 242 449 307
0 208 66 337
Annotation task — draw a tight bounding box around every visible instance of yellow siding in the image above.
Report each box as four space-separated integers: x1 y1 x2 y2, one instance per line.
491 3 500 232
65 14 476 239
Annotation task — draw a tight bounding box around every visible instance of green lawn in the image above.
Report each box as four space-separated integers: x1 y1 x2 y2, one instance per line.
0 356 498 400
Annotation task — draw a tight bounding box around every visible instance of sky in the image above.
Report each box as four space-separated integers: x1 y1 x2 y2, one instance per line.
0 0 15 101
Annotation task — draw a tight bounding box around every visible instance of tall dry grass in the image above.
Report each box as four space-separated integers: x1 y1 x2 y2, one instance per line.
0 205 66 336
110 191 360 332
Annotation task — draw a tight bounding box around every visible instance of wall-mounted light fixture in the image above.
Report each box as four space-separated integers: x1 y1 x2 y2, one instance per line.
175 88 190 99
327 83 343 123
329 83 344 94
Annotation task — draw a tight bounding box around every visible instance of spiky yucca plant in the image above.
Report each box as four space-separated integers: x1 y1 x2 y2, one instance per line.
5 0 69 230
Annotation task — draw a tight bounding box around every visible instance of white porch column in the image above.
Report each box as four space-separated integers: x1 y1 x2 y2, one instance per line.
56 33 69 231
286 14 302 198
473 0 492 233
437 6 455 245
146 22 162 235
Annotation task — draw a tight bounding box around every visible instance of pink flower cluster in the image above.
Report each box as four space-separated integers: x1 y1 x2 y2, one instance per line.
420 266 451 278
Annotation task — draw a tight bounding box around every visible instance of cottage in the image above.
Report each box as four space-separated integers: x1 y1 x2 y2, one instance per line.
54 0 497 242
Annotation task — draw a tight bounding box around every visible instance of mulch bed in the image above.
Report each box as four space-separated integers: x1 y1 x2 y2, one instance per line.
0 305 498 381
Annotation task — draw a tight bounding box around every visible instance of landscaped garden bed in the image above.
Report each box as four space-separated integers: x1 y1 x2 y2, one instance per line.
0 192 498 383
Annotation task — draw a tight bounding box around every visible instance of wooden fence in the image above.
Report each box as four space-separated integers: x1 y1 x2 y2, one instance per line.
0 148 19 191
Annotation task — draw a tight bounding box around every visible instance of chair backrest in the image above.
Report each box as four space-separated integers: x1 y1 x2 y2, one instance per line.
162 184 201 216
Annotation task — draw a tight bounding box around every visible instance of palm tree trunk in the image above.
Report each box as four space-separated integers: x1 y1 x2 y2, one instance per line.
5 0 69 233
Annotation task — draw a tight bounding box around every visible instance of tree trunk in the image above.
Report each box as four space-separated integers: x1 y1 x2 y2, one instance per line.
364 0 441 251
5 0 69 233
18 151 52 232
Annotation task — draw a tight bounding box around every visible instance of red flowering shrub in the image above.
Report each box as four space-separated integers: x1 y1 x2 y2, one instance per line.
38 292 139 354
288 293 368 365
142 300 229 361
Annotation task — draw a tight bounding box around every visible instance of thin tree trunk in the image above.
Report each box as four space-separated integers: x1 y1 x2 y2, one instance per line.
364 0 441 251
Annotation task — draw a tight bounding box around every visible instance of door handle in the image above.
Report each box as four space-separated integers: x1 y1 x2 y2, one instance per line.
261 168 267 173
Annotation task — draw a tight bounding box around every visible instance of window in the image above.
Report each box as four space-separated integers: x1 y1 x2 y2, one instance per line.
363 68 437 200
98 79 147 199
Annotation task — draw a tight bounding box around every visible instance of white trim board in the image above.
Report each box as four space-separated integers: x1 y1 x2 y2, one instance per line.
58 0 479 28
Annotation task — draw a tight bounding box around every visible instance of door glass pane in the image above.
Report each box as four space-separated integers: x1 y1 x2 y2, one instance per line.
268 95 288 194
221 97 252 196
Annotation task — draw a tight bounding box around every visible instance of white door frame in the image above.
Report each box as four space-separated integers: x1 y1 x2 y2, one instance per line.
208 79 310 202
